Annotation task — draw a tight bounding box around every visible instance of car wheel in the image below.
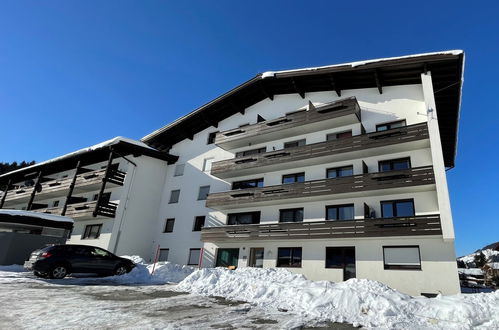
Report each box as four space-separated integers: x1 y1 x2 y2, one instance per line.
50 265 68 279
114 264 129 276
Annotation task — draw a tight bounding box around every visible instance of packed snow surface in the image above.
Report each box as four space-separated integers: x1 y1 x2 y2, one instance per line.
0 209 74 223
177 267 499 329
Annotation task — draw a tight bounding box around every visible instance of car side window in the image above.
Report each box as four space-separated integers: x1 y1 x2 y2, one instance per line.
74 247 91 256
91 247 112 258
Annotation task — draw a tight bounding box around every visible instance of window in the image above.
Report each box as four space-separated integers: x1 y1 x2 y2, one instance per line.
158 249 169 262
197 185 210 200
277 247 302 267
381 199 415 218
82 224 102 239
90 247 112 257
174 164 185 176
207 132 218 144
327 130 352 141
284 139 306 149
279 208 304 222
202 158 215 172
52 200 59 207
383 246 421 270
282 172 305 184
235 147 266 158
379 158 411 172
325 247 356 280
164 218 175 233
232 178 264 190
227 211 260 225
188 248 201 265
193 216 205 231
326 204 355 221
376 120 406 132
169 190 180 204
326 166 353 179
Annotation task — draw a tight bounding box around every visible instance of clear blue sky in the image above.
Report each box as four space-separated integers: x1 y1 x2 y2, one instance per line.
1 1 497 256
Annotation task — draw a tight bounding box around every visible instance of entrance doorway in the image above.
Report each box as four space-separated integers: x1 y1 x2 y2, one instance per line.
325 247 356 280
215 248 239 267
248 248 264 268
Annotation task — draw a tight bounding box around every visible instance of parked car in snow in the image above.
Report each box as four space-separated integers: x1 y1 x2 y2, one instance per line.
24 245 135 279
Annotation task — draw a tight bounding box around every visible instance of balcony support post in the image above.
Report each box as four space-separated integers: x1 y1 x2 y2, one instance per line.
61 160 81 216
0 179 11 209
92 149 114 217
27 171 43 210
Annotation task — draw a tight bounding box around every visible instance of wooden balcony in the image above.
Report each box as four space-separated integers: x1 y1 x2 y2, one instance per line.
211 122 429 179
214 97 361 150
201 214 442 242
206 166 435 210
1 168 125 207
35 200 119 219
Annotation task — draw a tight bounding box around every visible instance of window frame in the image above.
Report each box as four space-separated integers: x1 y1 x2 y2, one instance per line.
197 185 210 200
232 178 264 190
169 189 180 204
282 172 305 184
326 165 354 179
382 245 422 270
235 147 266 158
325 246 356 269
378 157 411 172
283 139 306 149
325 204 355 221
158 248 169 262
82 224 102 240
380 199 415 218
227 211 261 225
326 130 353 141
187 248 201 266
207 131 218 145
192 216 205 232
164 218 175 233
376 120 407 132
276 247 302 268
279 208 304 223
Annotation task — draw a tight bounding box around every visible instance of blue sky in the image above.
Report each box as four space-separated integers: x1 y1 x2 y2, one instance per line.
0 1 497 256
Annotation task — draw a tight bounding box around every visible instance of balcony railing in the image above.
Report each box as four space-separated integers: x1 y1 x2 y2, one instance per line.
211 122 429 179
206 166 435 210
214 97 361 149
35 200 119 219
201 215 442 241
0 168 125 205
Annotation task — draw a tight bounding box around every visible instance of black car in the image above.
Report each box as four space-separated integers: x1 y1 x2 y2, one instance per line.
24 244 136 279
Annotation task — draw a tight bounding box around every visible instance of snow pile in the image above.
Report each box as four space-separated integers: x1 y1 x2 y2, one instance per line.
177 267 499 329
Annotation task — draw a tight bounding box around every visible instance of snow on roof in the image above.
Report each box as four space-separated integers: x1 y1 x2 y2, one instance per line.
459 249 499 264
0 136 151 179
261 50 464 78
458 268 483 276
0 209 74 223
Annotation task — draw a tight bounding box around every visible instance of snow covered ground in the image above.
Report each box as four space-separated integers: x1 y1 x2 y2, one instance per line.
1 260 498 329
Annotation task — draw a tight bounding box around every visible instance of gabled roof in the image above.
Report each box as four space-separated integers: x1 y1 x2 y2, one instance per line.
0 137 178 185
142 50 464 167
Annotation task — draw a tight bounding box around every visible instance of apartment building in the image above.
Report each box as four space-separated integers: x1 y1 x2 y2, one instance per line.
0 51 464 296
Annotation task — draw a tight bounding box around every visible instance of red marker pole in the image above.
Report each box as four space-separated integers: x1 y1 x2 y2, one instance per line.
151 244 161 275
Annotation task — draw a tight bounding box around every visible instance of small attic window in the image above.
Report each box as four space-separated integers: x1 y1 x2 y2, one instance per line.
207 132 218 145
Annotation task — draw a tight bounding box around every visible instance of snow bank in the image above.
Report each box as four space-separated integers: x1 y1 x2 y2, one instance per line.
177 267 499 329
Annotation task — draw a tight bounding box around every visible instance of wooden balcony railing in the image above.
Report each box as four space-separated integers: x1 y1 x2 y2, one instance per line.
206 166 435 209
211 122 429 178
35 200 119 219
201 214 442 241
214 97 361 149
0 168 125 204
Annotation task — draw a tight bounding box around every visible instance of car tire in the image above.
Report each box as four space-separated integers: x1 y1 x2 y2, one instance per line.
114 264 129 276
49 265 68 279
34 271 48 278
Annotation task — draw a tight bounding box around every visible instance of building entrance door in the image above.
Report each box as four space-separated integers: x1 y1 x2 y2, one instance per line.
215 248 239 267
248 248 264 268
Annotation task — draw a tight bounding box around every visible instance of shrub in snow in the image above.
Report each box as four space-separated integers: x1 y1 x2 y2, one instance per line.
177 267 499 329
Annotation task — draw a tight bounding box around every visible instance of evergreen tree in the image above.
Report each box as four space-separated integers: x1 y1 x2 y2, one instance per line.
0 161 36 175
474 252 487 268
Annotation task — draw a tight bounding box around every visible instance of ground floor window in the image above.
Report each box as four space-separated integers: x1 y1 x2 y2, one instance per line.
325 247 356 280
158 249 169 262
383 246 421 270
188 248 201 265
216 248 239 267
277 247 302 268
82 224 102 239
